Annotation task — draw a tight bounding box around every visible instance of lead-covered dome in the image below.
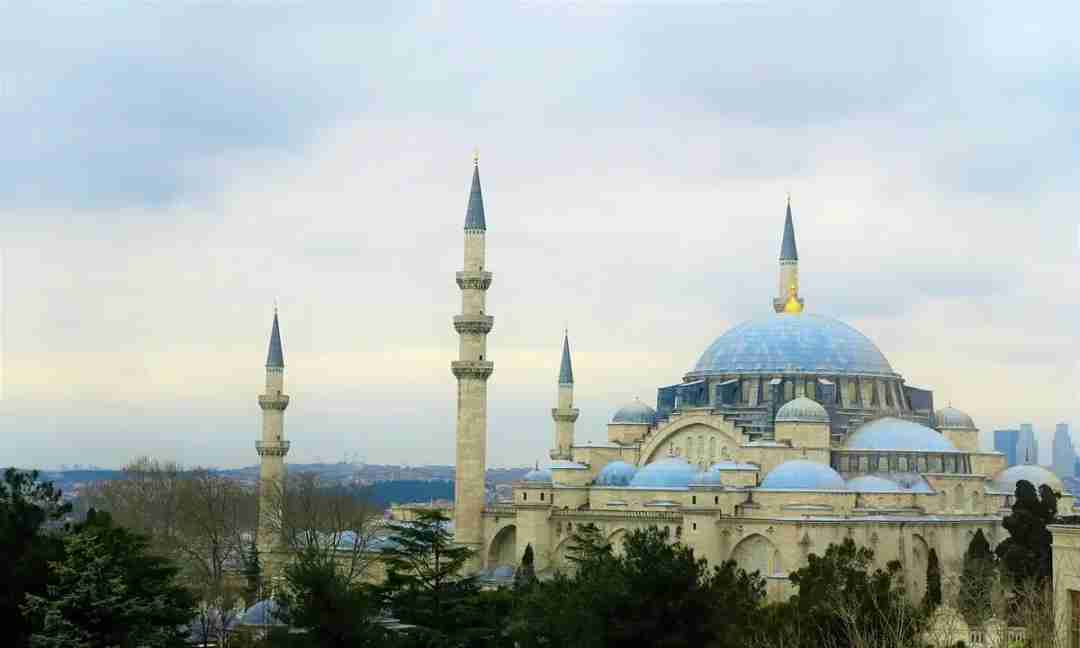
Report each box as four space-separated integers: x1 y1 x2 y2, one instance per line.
596 461 637 486
522 467 552 483
845 417 959 453
936 406 976 430
776 396 829 423
629 456 696 489
689 314 897 379
612 399 657 425
992 465 1064 495
759 460 847 491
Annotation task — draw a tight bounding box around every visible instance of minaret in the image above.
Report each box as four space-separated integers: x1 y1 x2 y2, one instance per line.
550 331 579 460
773 196 805 313
256 308 290 553
451 153 494 552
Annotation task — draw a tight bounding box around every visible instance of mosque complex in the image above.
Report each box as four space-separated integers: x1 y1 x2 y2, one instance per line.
254 156 1073 600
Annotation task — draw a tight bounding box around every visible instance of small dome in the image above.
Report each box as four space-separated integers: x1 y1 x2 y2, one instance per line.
522 467 553 483
845 417 960 453
691 469 724 486
596 461 637 486
612 398 657 425
846 474 900 492
707 461 759 471
760 460 847 491
992 465 1065 495
776 397 829 424
240 600 285 627
936 406 976 430
628 456 696 489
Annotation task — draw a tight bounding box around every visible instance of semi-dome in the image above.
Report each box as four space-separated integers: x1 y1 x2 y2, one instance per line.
612 398 657 425
845 417 960 453
775 396 829 424
522 467 553 483
759 460 847 491
628 456 696 489
992 465 1065 495
596 461 637 486
689 314 897 379
936 406 976 430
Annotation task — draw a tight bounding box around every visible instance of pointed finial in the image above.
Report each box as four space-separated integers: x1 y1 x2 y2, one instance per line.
786 191 791 206
473 147 479 166
273 297 278 315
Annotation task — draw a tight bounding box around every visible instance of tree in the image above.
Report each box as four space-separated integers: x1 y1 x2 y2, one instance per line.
513 543 537 590
958 529 997 626
509 525 765 648
924 547 942 611
378 509 489 644
760 537 924 648
996 480 1058 588
22 509 194 648
242 537 262 605
0 468 70 648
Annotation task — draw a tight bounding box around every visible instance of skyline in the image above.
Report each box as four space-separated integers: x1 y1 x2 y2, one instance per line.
2 2 1079 469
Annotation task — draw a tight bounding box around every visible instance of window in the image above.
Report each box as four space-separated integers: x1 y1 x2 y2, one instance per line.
523 492 528 501
692 522 697 531
1071 590 1080 648
540 492 545 501
692 496 697 505
714 496 719 505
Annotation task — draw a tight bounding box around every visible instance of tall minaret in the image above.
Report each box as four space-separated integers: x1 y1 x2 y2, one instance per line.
256 308 290 553
773 196 804 313
451 153 493 552
550 331 579 460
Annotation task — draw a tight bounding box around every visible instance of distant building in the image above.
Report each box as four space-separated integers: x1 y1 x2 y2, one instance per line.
994 429 1019 467
1055 423 1076 479
1017 423 1039 465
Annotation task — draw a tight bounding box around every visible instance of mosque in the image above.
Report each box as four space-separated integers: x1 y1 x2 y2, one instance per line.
444 157 1073 598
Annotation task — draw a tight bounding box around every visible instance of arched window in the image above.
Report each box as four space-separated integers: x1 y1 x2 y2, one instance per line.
540 492 545 501
523 492 528 501
954 484 964 512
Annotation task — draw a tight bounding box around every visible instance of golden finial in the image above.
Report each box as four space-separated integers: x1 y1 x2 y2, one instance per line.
473 147 479 166
783 283 803 314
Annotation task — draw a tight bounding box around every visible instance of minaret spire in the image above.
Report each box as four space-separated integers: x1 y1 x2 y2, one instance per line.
452 154 494 557
256 307 290 556
551 329 580 460
773 196 804 313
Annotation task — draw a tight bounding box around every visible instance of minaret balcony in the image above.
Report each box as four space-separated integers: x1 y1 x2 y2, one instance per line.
453 315 494 335
551 407 581 423
452 360 494 379
456 271 493 290
258 394 290 411
255 440 291 457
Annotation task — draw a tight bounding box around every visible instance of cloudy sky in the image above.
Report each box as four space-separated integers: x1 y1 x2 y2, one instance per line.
1 1 1078 469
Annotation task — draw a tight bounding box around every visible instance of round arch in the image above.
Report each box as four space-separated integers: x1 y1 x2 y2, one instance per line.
487 524 517 569
730 533 782 577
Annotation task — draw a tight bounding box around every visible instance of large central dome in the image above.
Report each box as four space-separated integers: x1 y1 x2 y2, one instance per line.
689 314 897 379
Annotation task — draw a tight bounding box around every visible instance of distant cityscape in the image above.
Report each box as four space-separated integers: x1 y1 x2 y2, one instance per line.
993 422 1080 491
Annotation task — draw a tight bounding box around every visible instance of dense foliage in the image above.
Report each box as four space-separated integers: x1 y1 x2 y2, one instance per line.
996 479 1058 588
958 528 998 626
923 547 942 611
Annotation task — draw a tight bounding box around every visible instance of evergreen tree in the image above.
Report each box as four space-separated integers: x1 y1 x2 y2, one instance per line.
924 547 942 611
513 543 537 590
241 538 262 605
958 529 997 625
996 480 1058 587
0 468 70 648
378 509 492 644
22 509 194 648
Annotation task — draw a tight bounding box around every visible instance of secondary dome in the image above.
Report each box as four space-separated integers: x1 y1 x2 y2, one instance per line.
629 456 696 489
936 406 976 430
240 600 285 627
776 396 829 424
992 465 1065 495
612 399 657 425
845 417 959 453
689 314 897 379
522 467 552 483
846 474 900 492
691 469 724 486
759 460 846 491
596 461 637 486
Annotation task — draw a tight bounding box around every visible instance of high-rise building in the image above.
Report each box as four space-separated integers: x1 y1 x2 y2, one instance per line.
1054 423 1076 479
1016 423 1038 465
993 429 1019 466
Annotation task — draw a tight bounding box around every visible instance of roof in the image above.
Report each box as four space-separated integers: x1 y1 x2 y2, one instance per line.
689 314 897 378
522 468 553 483
265 311 284 368
991 464 1065 495
629 457 696 489
612 398 657 424
936 406 976 430
464 163 486 231
596 461 637 487
559 333 574 384
780 200 798 261
845 417 960 453
775 396 829 424
759 460 847 491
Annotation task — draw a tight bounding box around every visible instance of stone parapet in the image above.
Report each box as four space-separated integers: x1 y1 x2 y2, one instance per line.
551 407 580 423
453 315 494 335
256 441 291 457
452 360 494 379
456 271 493 290
258 394 290 411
